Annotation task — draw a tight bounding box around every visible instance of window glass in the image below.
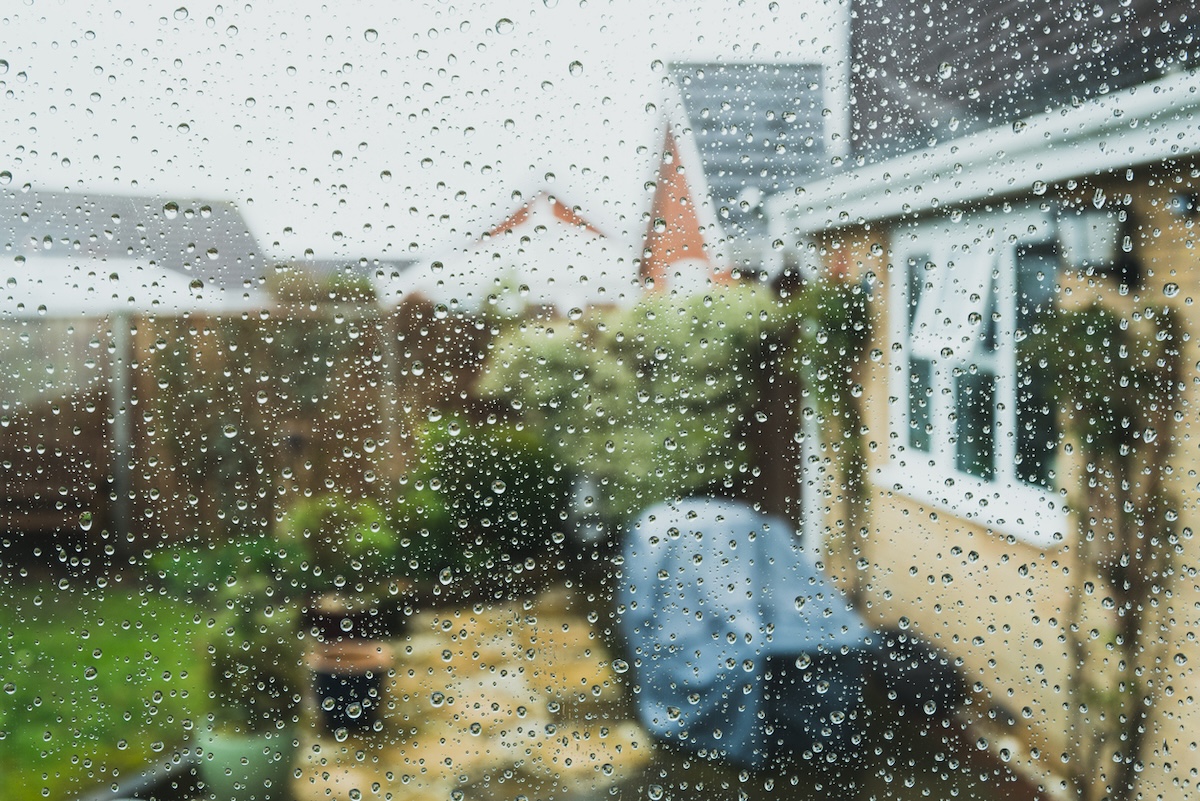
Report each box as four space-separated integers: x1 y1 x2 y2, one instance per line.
2 3 1196 801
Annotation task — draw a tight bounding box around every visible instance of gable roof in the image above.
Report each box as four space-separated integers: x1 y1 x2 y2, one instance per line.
668 62 829 243
399 192 639 312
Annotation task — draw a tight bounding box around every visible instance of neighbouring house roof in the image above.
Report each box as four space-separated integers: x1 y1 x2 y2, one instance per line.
636 62 831 287
775 69 1200 231
398 192 640 312
666 63 829 242
0 189 269 317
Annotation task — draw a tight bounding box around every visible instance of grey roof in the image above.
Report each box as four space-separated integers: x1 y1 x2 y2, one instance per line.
0 189 264 298
850 0 1200 160
669 62 827 242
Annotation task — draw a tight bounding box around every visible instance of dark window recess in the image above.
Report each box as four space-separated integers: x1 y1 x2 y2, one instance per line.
1015 243 1059 488
955 371 995 481
908 357 934 453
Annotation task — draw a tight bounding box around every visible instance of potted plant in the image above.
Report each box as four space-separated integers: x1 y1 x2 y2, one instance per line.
200 577 303 801
277 494 402 735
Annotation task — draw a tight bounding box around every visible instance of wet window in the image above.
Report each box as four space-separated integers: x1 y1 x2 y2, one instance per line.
2 3 1197 801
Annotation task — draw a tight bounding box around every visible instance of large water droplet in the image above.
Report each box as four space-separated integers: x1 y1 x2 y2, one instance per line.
495 18 514 34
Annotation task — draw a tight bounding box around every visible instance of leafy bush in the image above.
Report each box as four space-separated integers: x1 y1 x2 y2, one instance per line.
205 578 304 735
276 495 400 595
416 416 572 566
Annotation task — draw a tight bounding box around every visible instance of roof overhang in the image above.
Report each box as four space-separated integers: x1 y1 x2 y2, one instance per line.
1 256 269 319
773 68 1200 233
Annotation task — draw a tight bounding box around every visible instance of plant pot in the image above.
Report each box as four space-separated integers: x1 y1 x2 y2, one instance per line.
199 728 296 801
303 590 402 642
308 641 393 736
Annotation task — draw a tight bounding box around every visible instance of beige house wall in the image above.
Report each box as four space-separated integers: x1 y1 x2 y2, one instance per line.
810 160 1200 798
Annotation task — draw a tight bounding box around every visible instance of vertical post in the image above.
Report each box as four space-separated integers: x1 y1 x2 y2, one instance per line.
110 312 132 541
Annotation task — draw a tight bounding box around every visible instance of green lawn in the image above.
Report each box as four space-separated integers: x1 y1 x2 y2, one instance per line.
0 571 210 799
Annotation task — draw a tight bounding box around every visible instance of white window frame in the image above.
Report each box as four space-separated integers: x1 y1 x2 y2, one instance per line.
877 205 1066 547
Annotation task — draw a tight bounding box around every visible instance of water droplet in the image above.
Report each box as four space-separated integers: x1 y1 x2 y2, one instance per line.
495 18 514 34
648 784 664 800
345 702 363 719
173 7 188 21
206 247 218 260
380 170 392 182
937 62 953 79
363 29 378 42
244 97 255 108
83 667 97 681
569 60 583 76
2 683 14 694
438 567 453 585
1093 188 1107 209
163 201 179 219
0 171 11 185
430 691 446 707
794 595 807 611
612 659 629 674
0 61 8 75
491 480 506 495
1032 180 1047 195
177 122 190 133
222 424 237 438
1164 282 1180 297
79 512 93 531
469 721 482 735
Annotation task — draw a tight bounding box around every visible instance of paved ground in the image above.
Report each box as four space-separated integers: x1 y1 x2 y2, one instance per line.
293 586 651 801
290 586 1030 801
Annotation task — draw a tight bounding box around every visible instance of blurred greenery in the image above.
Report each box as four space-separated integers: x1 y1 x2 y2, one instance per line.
475 280 869 523
416 416 572 572
276 494 400 598
0 575 208 799
205 578 304 735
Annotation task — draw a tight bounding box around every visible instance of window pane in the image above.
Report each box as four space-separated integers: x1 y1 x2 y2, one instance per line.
954 370 995 480
1015 242 1059 487
908 356 934 452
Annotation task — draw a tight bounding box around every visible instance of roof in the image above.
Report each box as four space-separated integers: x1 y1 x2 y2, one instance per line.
668 62 828 243
776 69 1200 230
0 189 266 307
849 0 1200 160
396 193 640 312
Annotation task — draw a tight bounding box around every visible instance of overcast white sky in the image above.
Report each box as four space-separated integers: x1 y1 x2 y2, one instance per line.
2 0 846 261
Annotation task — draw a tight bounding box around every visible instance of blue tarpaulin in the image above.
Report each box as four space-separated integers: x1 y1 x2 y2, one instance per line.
617 497 872 767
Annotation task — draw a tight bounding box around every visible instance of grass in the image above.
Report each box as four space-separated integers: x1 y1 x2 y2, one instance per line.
0 569 210 799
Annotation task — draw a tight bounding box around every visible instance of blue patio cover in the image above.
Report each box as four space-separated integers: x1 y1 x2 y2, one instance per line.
617 497 870 766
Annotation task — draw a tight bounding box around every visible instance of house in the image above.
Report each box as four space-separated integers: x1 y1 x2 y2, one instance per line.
768 1 1200 797
639 62 835 292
